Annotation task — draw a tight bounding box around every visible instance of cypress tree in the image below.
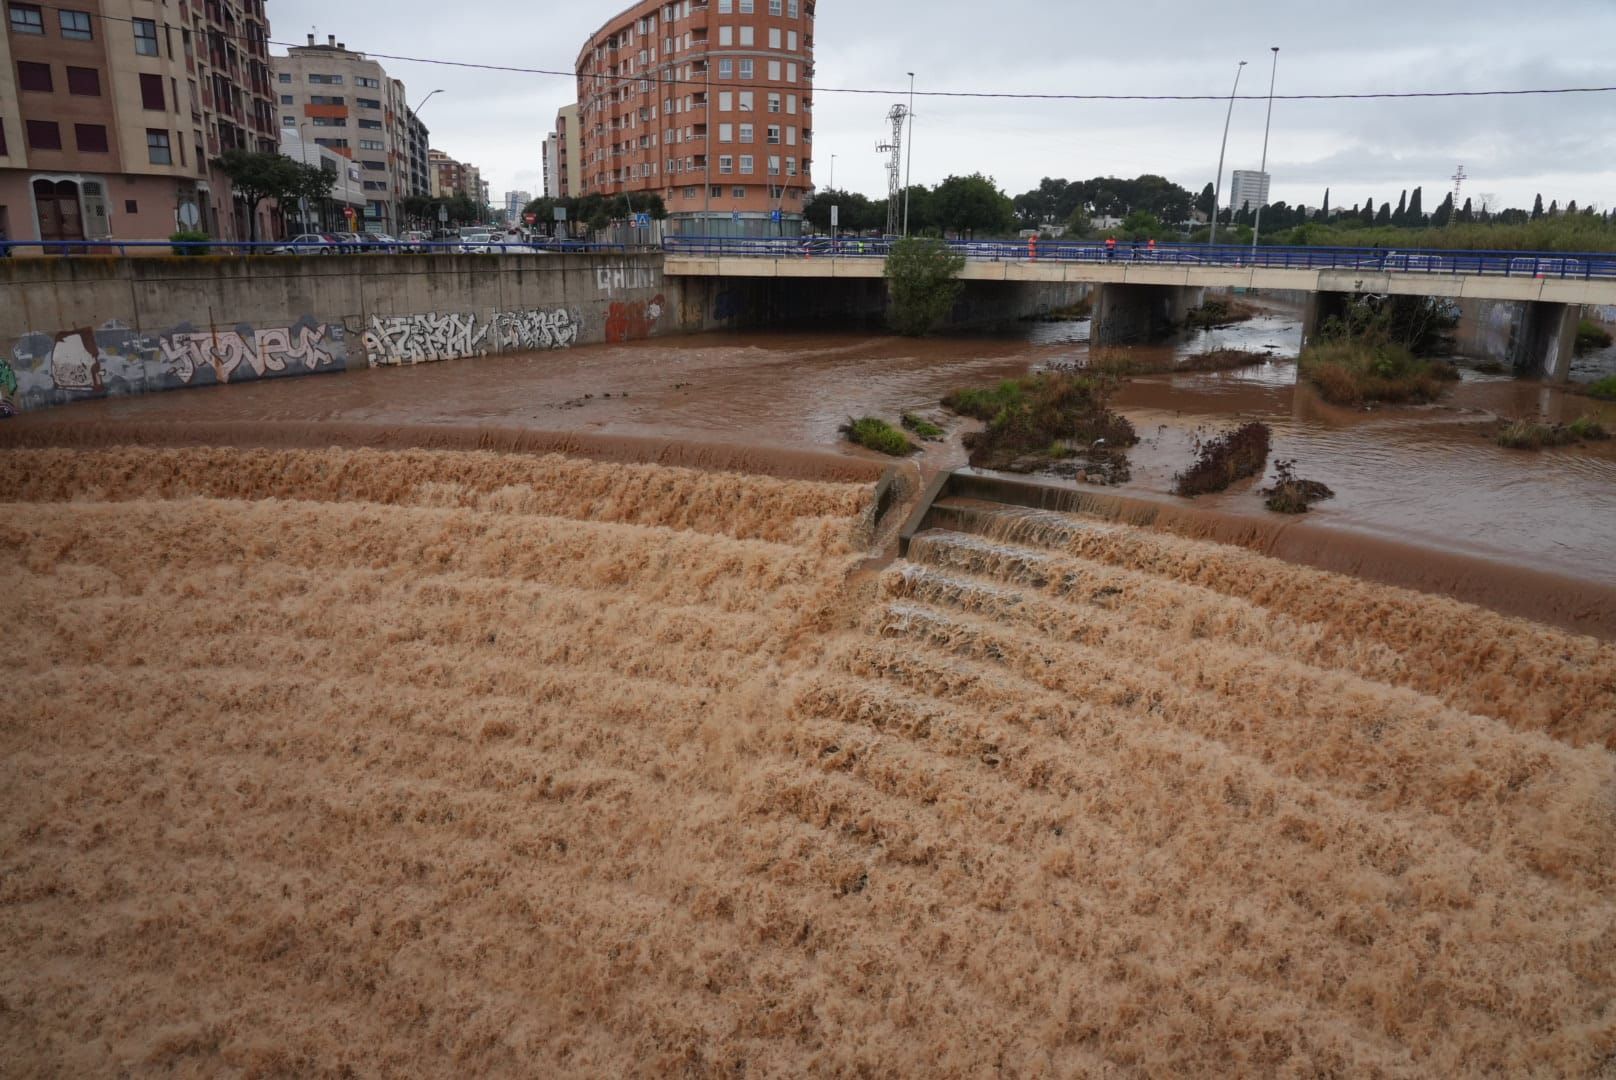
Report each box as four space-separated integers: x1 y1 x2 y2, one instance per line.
1547 199 1559 216
1531 194 1544 219
1393 190 1408 225
1407 186 1423 224
1567 200 1578 215
1361 198 1375 224
1320 188 1330 219
1460 197 1473 223
1375 202 1392 226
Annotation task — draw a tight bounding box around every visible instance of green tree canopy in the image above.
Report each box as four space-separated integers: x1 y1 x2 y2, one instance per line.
930 173 1015 237
212 149 309 240
885 236 965 336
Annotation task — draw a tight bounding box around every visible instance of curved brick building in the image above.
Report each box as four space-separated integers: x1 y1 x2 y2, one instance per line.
573 0 814 236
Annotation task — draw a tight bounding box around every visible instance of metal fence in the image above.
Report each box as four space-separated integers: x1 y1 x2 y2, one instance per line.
0 238 659 257
660 235 1616 280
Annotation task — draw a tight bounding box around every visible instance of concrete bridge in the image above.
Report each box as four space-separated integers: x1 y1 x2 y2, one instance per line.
665 241 1616 380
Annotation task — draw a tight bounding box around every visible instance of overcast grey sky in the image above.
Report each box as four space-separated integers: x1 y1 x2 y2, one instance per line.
268 0 1616 212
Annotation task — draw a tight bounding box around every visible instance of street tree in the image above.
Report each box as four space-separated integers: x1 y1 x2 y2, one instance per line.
212 149 307 241
930 174 1014 237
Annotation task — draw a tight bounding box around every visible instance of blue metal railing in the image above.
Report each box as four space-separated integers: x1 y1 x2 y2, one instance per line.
660 235 1616 281
0 238 657 257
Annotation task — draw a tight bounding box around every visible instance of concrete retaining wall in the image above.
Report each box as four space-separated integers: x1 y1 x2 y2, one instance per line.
0 253 699 415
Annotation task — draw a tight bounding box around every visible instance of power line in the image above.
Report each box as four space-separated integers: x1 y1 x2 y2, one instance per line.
28 2 1616 105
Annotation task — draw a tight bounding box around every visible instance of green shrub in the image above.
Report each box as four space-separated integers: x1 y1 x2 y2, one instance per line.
1261 459 1334 513
901 412 944 439
169 230 211 256
1575 319 1614 354
1299 341 1456 406
885 236 965 336
1584 375 1616 401
843 417 915 455
1497 415 1610 450
943 372 1136 472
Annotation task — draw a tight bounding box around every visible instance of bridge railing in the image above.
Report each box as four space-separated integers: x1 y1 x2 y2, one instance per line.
0 238 657 257
661 235 1616 280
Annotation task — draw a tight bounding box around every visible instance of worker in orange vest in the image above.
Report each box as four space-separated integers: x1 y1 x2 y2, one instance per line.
1105 236 1117 260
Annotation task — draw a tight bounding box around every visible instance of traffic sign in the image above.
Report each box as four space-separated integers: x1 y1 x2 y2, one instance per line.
770 209 782 223
438 205 448 223
633 212 650 227
523 212 536 224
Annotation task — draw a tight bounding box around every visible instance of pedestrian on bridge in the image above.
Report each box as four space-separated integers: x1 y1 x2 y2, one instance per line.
1105 236 1117 261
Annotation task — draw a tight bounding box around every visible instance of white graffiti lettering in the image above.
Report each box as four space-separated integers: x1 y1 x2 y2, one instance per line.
363 309 578 366
160 324 335 384
594 265 659 295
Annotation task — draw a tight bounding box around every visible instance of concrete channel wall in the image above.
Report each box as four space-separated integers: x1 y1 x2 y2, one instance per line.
0 254 1085 416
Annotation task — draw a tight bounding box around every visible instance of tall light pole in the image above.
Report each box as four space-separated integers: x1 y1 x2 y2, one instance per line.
407 90 444 230
1251 47 1279 251
1209 60 1246 247
902 72 914 235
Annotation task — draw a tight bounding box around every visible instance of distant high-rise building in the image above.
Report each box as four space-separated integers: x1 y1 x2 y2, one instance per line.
572 0 816 236
273 35 422 234
0 0 279 243
543 133 560 197
1229 170 1270 214
505 189 531 219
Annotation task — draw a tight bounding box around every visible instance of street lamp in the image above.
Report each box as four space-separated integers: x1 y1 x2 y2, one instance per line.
405 90 444 229
1209 60 1246 247
902 72 915 236
1251 48 1279 251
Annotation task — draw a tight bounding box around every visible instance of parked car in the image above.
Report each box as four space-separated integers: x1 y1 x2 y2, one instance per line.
399 230 432 253
273 233 339 254
361 232 399 251
458 232 497 254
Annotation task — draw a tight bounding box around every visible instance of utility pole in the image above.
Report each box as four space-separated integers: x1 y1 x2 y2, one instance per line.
877 103 907 238
1250 47 1279 251
1449 164 1466 227
903 72 915 236
1209 60 1246 247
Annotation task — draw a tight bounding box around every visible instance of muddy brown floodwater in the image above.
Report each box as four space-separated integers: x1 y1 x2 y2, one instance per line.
11 300 1614 585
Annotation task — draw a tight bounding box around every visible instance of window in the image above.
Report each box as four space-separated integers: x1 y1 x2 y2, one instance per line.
718 0 731 11
683 186 697 199
281 116 296 127
786 93 796 114
738 91 753 111
8 4 43 34
363 180 386 191
738 154 753 173
767 93 781 112
139 73 164 110
739 0 753 10
718 58 732 78
788 30 797 50
146 128 171 163
358 138 384 150
788 0 798 14
768 155 779 175
313 137 348 148
358 118 382 129
786 62 797 82
278 72 291 83
356 97 381 109
768 27 780 48
356 76 380 88
786 156 796 175
73 123 107 152
718 91 733 111
308 73 343 84
738 26 753 46
739 59 753 79
59 8 91 39
733 186 746 197
766 124 780 144
66 66 99 95
768 60 781 80
25 119 60 149
124 199 138 213
309 94 344 105
361 160 385 170
769 0 782 12
738 123 753 142
718 155 732 174
133 17 158 55
310 116 343 127
278 93 292 104
786 126 796 145
17 60 51 92
718 122 733 142
718 25 731 45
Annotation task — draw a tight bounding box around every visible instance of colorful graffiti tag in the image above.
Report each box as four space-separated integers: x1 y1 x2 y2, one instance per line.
362 308 580 366
5 317 347 414
604 294 666 344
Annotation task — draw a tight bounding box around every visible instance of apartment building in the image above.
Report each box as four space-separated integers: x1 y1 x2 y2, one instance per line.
570 0 815 236
549 102 580 198
428 147 482 207
504 189 530 219
272 35 427 234
1228 169 1270 215
1 0 279 244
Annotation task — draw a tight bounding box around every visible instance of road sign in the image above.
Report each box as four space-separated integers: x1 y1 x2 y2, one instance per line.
178 202 200 228
553 207 567 221
770 209 782 223
438 205 448 223
523 212 536 224
633 212 650 228
732 211 740 222
830 205 839 228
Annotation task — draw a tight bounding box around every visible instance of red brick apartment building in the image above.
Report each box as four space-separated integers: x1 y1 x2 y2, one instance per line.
1 0 280 246
569 0 815 235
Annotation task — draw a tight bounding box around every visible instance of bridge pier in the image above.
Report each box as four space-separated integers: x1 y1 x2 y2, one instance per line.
1300 290 1351 350
1512 301 1578 382
1090 284 1205 346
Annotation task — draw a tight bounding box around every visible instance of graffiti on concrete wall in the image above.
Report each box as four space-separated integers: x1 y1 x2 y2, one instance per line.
160 323 338 384
605 294 666 344
596 265 660 296
5 316 347 415
362 308 580 366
